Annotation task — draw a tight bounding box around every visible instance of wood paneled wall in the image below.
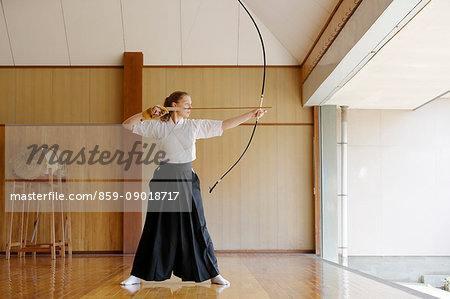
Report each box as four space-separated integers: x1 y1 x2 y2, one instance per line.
0 66 314 251
0 68 123 252
142 67 314 250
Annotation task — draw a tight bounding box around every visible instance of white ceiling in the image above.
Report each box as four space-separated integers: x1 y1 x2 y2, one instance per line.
326 0 450 110
243 0 340 63
0 0 338 66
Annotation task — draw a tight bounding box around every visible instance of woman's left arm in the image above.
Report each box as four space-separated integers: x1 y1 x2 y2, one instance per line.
222 109 267 131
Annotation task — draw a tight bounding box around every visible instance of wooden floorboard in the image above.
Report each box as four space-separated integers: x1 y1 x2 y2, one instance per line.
0 253 428 298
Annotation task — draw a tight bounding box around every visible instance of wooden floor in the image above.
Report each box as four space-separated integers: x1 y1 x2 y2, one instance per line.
0 253 429 298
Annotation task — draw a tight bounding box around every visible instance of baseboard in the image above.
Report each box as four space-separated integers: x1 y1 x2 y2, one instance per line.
214 249 315 254
0 250 122 255
0 249 315 255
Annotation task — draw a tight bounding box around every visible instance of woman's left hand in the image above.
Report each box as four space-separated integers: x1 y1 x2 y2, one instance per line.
251 108 267 118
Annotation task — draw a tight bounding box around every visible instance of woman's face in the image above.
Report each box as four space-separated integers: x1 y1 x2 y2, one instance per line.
174 95 192 118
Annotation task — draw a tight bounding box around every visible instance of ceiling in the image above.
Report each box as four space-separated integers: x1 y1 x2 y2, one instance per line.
326 0 450 110
0 0 339 66
2 0 447 111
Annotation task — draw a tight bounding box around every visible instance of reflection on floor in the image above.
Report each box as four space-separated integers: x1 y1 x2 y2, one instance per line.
0 253 435 298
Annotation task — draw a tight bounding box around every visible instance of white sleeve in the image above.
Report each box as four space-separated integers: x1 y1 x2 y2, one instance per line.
193 119 224 139
131 119 159 138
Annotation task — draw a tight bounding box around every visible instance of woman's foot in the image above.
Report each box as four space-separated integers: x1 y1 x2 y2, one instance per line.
120 275 141 285
211 274 230 285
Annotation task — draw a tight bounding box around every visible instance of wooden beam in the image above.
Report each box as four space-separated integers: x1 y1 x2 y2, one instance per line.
123 52 143 254
124 52 143 119
0 125 4 254
301 0 363 84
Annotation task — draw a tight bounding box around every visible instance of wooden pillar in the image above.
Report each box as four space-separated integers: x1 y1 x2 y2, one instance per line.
123 52 143 254
0 125 5 254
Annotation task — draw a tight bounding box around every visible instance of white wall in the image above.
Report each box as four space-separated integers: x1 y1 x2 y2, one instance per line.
336 99 450 256
321 106 339 262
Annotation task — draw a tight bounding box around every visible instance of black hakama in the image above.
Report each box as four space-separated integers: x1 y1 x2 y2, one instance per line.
130 162 220 282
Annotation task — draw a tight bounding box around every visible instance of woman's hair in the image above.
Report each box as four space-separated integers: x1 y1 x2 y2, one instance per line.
160 91 189 122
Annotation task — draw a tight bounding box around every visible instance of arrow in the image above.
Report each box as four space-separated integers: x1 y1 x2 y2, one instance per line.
165 106 272 111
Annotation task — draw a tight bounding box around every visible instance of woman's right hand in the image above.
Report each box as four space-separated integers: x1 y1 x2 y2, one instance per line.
152 106 163 116
142 105 168 119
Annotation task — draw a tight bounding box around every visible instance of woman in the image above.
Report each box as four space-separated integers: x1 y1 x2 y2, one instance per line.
120 91 266 285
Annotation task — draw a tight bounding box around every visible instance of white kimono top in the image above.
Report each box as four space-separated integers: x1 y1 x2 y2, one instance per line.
132 118 223 163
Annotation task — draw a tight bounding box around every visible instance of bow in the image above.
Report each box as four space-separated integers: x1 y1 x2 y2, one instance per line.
209 0 266 193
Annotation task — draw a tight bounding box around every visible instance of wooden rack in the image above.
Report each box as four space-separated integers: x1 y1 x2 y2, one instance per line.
5 166 72 259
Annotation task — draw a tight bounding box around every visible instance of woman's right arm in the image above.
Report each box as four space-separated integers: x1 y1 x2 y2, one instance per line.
123 106 168 131
122 112 144 131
